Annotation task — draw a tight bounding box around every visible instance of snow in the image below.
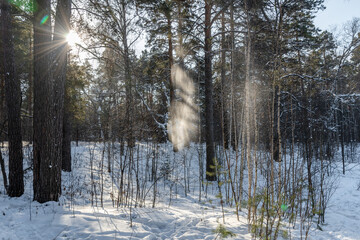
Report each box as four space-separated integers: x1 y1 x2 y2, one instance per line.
0 142 360 239
309 162 360 240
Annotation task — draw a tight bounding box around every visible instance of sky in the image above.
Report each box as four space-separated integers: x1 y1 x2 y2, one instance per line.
314 0 360 31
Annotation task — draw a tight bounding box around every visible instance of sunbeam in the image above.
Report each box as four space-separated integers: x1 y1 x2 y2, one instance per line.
66 30 80 47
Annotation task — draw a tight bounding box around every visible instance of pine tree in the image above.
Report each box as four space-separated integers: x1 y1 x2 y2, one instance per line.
1 0 24 197
33 0 57 202
53 0 72 172
33 0 71 202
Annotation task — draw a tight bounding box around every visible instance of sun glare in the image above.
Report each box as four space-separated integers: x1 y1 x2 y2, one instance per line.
66 30 80 47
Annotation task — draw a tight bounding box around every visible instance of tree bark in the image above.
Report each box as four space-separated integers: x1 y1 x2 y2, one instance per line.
27 29 33 143
62 98 72 172
53 0 72 172
204 0 216 181
1 0 24 197
168 13 175 105
121 0 134 148
0 143 8 193
220 11 229 149
33 0 59 202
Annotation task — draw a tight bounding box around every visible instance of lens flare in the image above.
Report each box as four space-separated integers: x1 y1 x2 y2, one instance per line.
40 15 49 25
281 204 288 211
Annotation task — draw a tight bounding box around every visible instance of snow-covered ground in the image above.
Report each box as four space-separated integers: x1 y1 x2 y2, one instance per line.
0 142 359 239
309 162 360 240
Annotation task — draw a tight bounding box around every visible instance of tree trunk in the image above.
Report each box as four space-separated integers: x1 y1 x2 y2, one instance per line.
27 29 33 142
168 14 174 105
53 0 71 172
62 99 72 172
0 149 8 193
244 2 253 223
204 0 216 181
229 2 237 151
122 0 134 148
76 124 79 146
1 0 24 197
33 0 58 203
167 9 175 147
220 11 229 149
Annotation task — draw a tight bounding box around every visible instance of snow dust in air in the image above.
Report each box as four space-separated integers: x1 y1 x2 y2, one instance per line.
168 64 199 151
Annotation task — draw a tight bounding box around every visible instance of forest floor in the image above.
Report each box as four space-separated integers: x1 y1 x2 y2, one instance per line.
0 142 359 240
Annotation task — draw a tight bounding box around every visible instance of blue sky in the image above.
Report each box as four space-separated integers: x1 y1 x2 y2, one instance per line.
314 0 360 30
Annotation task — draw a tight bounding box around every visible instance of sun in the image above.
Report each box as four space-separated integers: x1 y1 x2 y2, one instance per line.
66 30 80 47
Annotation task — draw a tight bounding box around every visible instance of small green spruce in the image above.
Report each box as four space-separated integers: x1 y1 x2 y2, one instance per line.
281 230 289 239
212 224 236 239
